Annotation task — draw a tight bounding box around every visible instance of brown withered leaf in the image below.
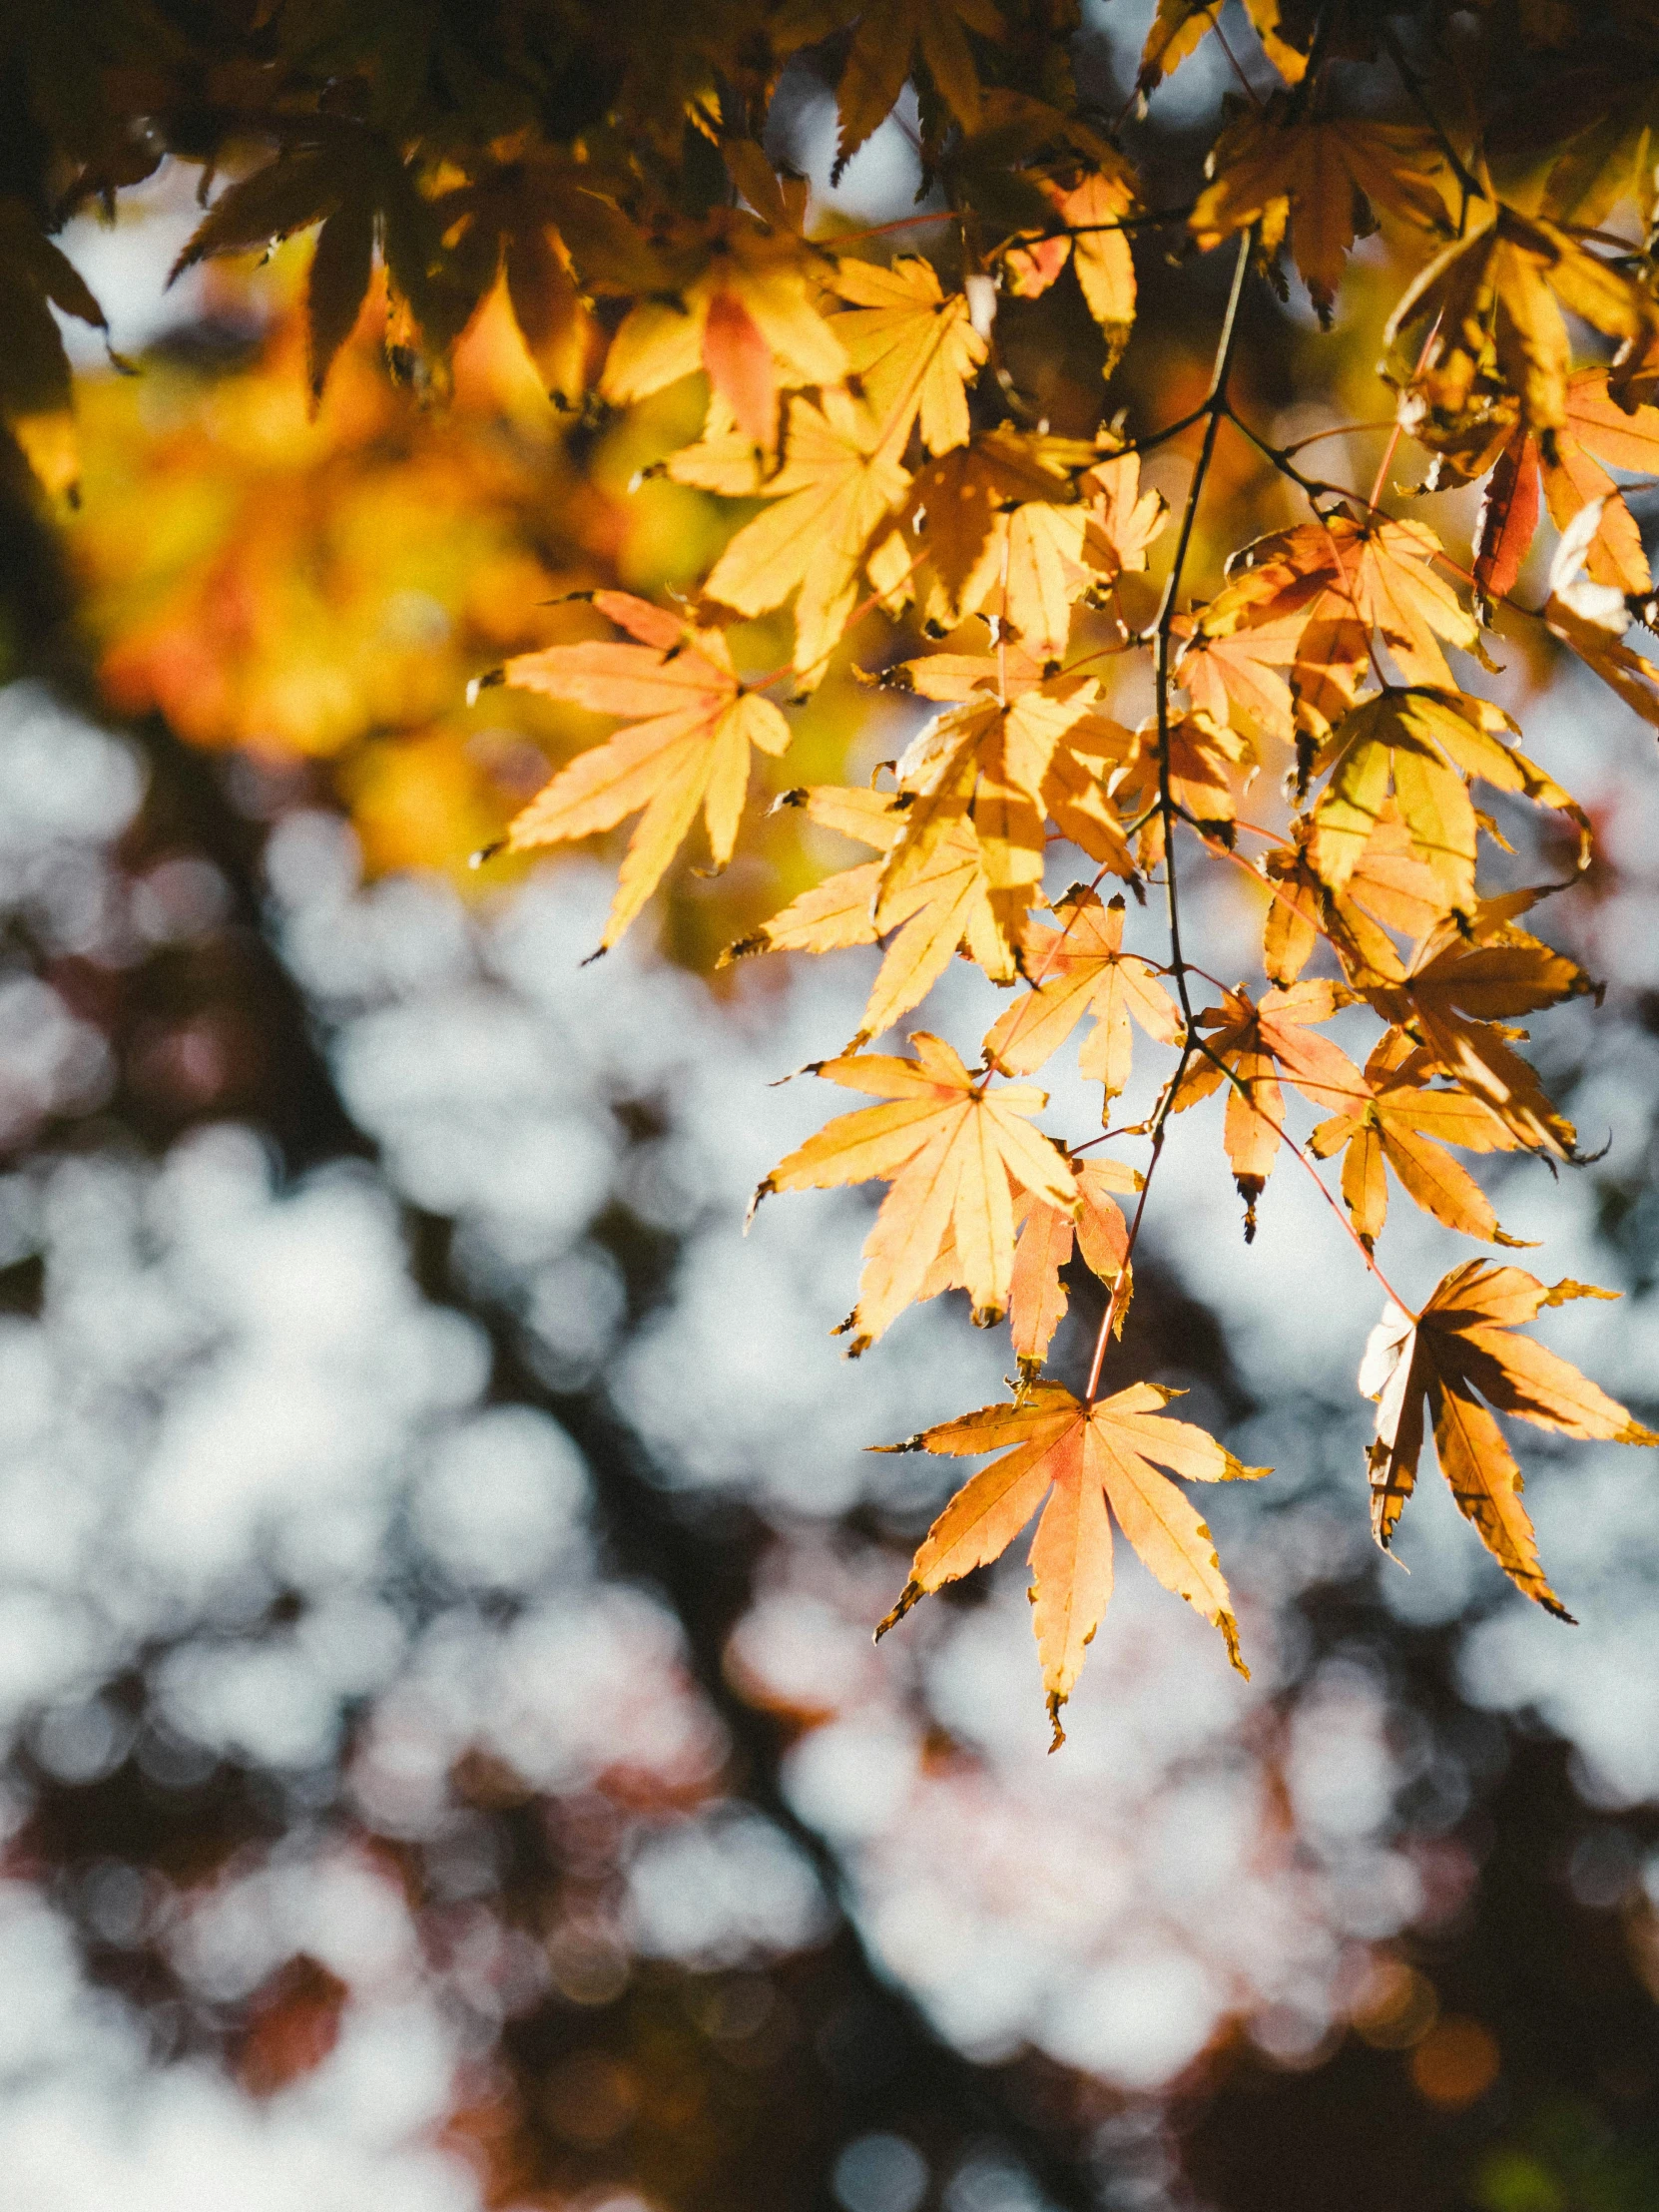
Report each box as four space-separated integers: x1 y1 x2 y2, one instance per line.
753 1032 1076 1354
1310 1032 1525 1249
1361 1265 1657 1619
874 1382 1266 1746
1170 980 1366 1237
491 592 790 949
984 886 1182 1103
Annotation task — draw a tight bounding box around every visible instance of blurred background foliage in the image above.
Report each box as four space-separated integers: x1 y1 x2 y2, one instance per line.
0 6 1656 2212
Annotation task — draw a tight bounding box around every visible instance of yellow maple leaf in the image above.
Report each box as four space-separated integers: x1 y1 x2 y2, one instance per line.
601 209 845 447
753 1031 1078 1353
719 783 1008 1046
1386 200 1659 448
696 387 910 685
830 255 988 456
487 591 790 948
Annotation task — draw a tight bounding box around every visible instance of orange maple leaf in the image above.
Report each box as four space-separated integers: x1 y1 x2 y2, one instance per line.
874 1381 1266 1745
1192 109 1448 322
1007 1156 1140 1378
753 1032 1077 1353
1358 895 1596 1158
984 886 1182 1103
1310 1032 1525 1248
1170 980 1366 1237
490 591 790 948
719 783 1010 1046
1362 1267 1657 1619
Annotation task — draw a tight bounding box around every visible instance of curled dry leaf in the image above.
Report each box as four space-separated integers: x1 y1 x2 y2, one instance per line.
1362 1266 1658 1619
874 1382 1267 1747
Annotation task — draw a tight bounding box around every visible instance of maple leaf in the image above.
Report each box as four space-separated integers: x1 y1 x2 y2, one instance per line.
1008 1157 1140 1379
871 651 1123 960
1175 598 1306 752
1170 981 1365 1237
422 158 625 406
1309 687 1589 925
1004 165 1140 373
1475 367 1659 609
720 783 1009 1046
1310 1032 1525 1249
0 195 110 496
1361 1266 1658 1619
1209 511 1481 741
773 0 1006 179
830 256 988 457
695 387 910 683
1138 0 1314 92
1385 201 1659 449
1541 498 1659 728
891 427 1102 659
1536 73 1659 235
1358 899 1595 1159
1261 807 1445 987
753 1032 1077 1353
1119 708 1258 852
985 886 1183 1103
1192 109 1448 322
601 209 846 448
173 137 444 405
873 1381 1267 1745
486 591 790 949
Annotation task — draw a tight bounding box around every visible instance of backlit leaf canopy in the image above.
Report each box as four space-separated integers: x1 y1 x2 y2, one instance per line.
19 0 1659 1745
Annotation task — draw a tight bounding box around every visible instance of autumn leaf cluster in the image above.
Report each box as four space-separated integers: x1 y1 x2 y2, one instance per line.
12 0 1659 1745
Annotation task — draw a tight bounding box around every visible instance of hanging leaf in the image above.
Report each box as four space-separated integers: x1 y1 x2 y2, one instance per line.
1361 1266 1657 1618
486 593 790 949
752 1032 1077 1353
875 1382 1266 1746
